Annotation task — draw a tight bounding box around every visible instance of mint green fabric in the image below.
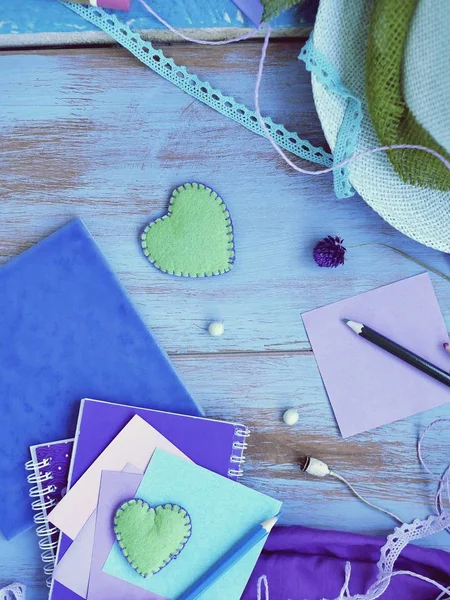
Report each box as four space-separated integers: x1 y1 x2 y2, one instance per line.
114 500 192 578
366 0 450 191
403 0 450 154
141 183 235 278
262 0 304 21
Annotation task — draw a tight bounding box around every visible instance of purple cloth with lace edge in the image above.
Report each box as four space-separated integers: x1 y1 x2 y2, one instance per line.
243 526 450 599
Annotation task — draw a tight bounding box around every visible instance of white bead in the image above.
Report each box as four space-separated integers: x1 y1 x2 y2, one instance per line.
208 321 224 337
283 408 299 426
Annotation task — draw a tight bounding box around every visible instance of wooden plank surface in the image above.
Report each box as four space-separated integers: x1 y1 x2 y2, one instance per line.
1 41 450 599
0 0 318 47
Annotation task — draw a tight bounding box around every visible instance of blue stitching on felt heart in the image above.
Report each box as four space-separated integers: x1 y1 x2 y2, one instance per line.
114 499 192 578
140 182 235 278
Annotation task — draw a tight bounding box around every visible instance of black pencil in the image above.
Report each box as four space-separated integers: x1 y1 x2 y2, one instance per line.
343 319 450 389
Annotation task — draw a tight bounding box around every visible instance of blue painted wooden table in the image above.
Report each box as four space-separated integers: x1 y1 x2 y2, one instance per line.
0 0 318 47
0 36 450 600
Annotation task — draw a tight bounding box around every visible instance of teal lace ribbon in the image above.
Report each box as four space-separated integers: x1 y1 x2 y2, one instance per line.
299 36 363 198
62 3 333 170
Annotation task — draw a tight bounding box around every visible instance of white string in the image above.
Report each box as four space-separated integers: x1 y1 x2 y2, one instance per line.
257 575 270 600
329 471 404 525
338 562 352 599
256 569 450 600
378 570 450 597
435 585 450 600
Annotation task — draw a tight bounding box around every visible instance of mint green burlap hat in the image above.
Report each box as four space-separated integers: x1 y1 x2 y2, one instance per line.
303 0 450 252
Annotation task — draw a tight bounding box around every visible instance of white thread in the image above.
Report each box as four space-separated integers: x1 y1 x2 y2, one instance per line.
329 471 404 524
256 568 450 600
435 585 450 600
257 575 270 600
139 3 450 185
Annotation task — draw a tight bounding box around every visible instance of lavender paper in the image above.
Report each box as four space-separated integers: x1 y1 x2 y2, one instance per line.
302 274 450 437
87 470 163 600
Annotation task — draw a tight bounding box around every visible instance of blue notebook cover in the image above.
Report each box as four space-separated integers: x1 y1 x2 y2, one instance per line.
0 219 202 540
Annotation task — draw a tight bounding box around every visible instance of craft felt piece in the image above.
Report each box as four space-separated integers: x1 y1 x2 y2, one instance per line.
141 183 235 277
48 415 190 541
104 449 282 600
114 500 192 577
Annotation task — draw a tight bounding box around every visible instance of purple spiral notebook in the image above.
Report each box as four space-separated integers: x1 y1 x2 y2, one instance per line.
49 398 250 600
26 440 74 588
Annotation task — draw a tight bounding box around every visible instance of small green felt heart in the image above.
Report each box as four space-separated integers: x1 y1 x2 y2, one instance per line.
114 500 192 578
141 182 235 277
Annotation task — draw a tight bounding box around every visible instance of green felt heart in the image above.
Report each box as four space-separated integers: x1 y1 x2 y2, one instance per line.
141 183 235 277
114 500 192 578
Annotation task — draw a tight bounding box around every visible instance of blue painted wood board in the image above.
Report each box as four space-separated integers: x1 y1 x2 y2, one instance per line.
0 0 318 36
0 40 449 599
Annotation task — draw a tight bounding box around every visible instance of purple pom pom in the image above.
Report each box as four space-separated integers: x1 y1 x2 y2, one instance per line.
313 236 346 268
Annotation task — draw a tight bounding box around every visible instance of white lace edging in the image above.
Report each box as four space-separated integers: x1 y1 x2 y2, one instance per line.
255 512 450 600
0 583 26 600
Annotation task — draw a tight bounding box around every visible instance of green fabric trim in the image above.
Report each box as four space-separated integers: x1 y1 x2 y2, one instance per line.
366 0 450 191
141 183 235 278
114 500 192 578
262 0 304 21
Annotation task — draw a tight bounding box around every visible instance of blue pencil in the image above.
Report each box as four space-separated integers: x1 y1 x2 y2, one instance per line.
177 514 280 600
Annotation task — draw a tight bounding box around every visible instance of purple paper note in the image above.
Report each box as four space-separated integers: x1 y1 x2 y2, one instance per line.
302 274 450 438
87 471 164 600
53 465 142 598
231 0 263 26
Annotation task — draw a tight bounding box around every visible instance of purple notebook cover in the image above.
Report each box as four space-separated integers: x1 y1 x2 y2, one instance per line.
231 0 263 25
50 398 249 600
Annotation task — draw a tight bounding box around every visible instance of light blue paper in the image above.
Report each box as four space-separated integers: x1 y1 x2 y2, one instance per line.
104 449 282 599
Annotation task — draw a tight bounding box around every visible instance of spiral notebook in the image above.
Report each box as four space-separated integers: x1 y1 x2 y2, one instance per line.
26 440 74 587
45 398 249 600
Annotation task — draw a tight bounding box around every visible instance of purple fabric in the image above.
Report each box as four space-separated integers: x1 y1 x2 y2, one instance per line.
243 526 450 599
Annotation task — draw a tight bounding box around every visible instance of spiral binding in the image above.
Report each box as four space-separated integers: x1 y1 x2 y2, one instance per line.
228 426 250 478
26 457 58 588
